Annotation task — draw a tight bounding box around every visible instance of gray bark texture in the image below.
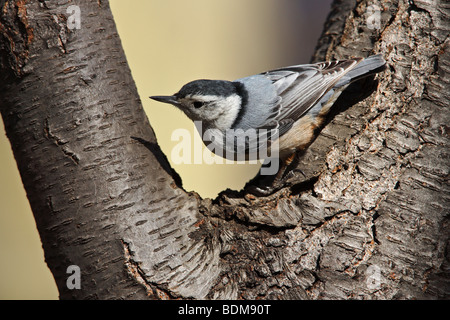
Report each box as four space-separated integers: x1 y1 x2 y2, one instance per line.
0 0 448 299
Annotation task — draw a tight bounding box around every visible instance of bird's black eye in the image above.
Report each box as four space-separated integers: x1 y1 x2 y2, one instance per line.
193 101 204 108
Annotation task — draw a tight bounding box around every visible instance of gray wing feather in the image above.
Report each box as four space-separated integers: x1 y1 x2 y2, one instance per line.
227 58 361 157
224 55 385 159
232 75 281 130
264 59 361 125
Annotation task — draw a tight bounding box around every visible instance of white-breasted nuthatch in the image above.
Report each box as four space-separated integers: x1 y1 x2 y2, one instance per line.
151 55 385 176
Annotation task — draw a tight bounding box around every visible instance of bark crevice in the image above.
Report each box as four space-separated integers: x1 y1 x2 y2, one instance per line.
0 0 448 299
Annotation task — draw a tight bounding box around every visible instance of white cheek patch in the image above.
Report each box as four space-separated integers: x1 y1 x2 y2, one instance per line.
213 94 242 131
189 94 242 131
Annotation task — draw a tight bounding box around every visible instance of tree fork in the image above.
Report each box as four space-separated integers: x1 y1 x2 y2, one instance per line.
0 0 448 299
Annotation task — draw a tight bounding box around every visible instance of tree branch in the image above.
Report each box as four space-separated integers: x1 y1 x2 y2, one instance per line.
0 0 448 299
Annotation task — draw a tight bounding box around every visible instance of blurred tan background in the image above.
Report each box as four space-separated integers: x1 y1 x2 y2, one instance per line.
0 0 331 299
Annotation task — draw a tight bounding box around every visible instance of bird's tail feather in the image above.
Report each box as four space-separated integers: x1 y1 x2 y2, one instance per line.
346 54 386 81
336 54 386 86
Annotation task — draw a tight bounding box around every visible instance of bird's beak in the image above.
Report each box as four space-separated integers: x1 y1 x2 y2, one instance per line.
150 95 179 106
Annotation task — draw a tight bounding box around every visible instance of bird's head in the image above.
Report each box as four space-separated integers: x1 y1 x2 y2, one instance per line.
150 79 243 131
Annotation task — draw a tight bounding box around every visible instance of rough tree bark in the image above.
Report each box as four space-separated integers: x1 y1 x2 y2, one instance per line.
0 0 448 299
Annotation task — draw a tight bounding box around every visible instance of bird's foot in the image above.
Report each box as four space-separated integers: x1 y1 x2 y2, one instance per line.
245 165 308 196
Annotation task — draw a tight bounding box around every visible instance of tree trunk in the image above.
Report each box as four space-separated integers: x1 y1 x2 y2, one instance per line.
0 0 448 300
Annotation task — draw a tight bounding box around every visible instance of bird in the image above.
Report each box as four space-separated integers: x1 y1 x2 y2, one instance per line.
150 54 386 183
